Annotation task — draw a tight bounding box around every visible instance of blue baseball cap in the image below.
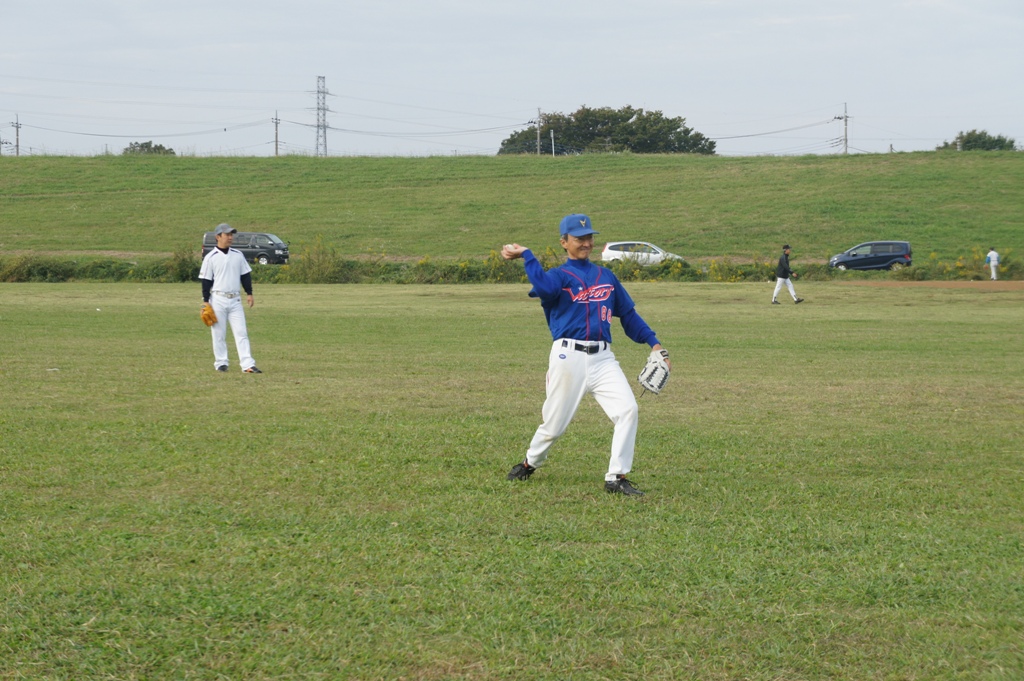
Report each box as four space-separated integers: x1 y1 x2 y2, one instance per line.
559 214 598 238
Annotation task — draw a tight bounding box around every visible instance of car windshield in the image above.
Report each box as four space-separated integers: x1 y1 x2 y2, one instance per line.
265 234 286 245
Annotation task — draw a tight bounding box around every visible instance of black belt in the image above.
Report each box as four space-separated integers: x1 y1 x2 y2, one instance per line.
561 339 607 354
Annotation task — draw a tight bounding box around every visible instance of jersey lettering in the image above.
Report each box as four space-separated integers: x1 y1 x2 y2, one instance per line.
566 284 614 304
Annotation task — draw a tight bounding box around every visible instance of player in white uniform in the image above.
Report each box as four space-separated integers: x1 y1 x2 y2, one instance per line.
501 214 669 496
986 247 1000 280
198 224 262 373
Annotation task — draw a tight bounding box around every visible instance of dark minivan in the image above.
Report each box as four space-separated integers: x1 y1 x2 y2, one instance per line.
202 231 289 265
829 241 912 271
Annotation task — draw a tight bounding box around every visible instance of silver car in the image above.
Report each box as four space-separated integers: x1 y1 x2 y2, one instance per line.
601 241 684 266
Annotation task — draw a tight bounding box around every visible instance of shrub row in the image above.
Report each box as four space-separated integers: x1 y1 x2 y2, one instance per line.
0 244 1016 284
0 250 200 283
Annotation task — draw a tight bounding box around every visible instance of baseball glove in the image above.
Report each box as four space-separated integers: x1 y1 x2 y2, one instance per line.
200 302 217 327
638 349 670 395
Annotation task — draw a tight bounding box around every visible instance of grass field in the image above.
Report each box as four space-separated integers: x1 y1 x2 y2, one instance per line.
1 281 1022 679
2 153 1022 262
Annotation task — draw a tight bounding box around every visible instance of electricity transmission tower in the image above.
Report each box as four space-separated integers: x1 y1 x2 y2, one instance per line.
315 76 328 157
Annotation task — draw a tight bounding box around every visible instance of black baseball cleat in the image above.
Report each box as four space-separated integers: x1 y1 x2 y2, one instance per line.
216 365 228 372
771 299 781 305
242 366 263 374
795 298 805 304
506 461 536 481
605 476 645 496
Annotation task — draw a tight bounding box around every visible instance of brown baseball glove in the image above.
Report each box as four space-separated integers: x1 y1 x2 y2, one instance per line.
200 302 217 326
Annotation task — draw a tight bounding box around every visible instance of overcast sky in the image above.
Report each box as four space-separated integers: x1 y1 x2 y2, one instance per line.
1 0 1020 157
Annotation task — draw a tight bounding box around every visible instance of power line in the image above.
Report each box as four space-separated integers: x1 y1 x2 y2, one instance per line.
329 123 527 138
19 120 267 138
328 108 526 132
280 117 525 137
708 119 836 140
0 88 300 113
330 92 530 122
0 72 307 96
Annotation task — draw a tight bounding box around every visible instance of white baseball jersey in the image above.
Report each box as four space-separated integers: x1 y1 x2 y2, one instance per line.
199 248 252 292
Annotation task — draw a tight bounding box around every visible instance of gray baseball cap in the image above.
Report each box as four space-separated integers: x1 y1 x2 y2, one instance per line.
214 223 237 235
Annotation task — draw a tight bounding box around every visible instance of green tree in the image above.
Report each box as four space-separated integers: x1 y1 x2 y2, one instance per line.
499 106 715 155
122 140 176 155
937 130 1016 151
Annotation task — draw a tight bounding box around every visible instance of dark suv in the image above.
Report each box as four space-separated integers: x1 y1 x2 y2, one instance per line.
829 241 912 271
202 231 289 265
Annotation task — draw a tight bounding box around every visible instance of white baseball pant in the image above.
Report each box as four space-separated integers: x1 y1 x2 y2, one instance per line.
773 277 797 301
525 340 639 482
209 293 256 371
990 263 998 281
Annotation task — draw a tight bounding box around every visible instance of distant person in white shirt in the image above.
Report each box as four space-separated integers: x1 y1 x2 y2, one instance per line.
985 247 1000 281
198 223 262 373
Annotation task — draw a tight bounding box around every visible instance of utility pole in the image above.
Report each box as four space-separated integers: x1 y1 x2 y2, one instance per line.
12 115 21 156
550 129 555 157
315 76 328 157
273 111 280 157
843 102 848 155
833 104 849 154
536 108 542 155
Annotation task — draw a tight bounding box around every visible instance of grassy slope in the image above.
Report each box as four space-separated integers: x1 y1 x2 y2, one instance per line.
1 152 1021 261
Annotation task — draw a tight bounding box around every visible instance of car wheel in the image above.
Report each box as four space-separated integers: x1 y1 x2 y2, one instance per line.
836 264 848 271
257 255 270 265
889 262 904 271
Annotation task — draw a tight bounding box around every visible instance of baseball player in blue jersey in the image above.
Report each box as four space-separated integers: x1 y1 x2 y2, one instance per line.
198 223 262 374
501 214 669 496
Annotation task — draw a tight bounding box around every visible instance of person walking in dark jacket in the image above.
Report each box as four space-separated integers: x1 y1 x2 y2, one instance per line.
772 244 804 305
